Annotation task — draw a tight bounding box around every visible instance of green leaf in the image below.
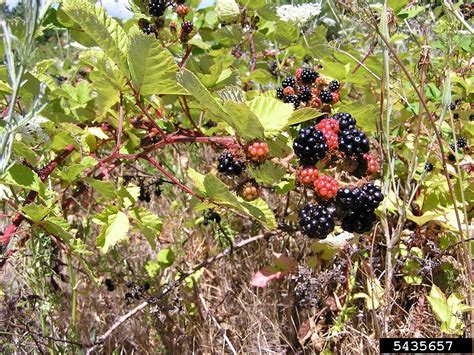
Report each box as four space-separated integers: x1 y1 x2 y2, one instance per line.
22 203 51 222
156 248 175 267
1 164 42 191
58 157 97 182
177 69 229 121
128 30 187 95
222 101 265 140
288 108 321 126
247 97 294 136
187 167 206 194
97 211 130 253
84 178 116 200
335 103 379 134
248 161 285 184
130 208 162 249
62 0 128 72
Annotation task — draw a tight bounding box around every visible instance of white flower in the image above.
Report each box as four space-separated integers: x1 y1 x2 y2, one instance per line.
276 2 322 25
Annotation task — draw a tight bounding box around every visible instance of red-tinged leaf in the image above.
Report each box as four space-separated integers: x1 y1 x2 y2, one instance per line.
250 268 285 288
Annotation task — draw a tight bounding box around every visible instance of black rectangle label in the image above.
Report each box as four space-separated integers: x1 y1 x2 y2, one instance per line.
380 338 472 353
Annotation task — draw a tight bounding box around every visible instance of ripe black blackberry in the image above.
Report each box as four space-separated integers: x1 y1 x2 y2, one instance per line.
319 89 333 104
338 129 370 156
425 162 434 172
299 203 335 238
300 68 318 84
336 186 365 210
276 87 284 99
282 75 297 88
138 184 151 202
341 209 376 234
333 112 356 131
298 86 312 102
181 21 194 32
361 182 384 210
470 114 474 121
138 18 155 35
449 103 456 110
217 152 244 175
328 80 340 92
284 94 300 109
293 126 328 166
269 61 278 76
148 0 169 17
457 137 468 148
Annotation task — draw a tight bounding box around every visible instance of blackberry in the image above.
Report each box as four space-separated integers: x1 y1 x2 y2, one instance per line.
338 129 370 156
139 184 151 202
284 94 300 109
361 183 384 210
453 113 459 120
276 87 284 99
328 80 340 92
449 103 456 110
293 126 328 166
148 0 169 17
269 61 278 76
282 76 297 88
319 89 333 104
455 98 461 105
449 143 456 151
299 204 335 238
341 209 376 234
457 137 468 148
217 152 244 175
300 68 318 84
336 187 365 210
181 21 194 32
138 19 155 35
425 162 434 172
470 114 474 122
298 86 312 102
333 112 356 131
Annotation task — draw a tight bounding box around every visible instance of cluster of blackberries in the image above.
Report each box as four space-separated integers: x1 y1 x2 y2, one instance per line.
125 281 150 304
337 183 384 234
460 2 474 20
217 152 244 176
136 177 163 202
203 210 221 225
269 61 279 77
138 1 191 38
275 67 320 109
148 0 170 17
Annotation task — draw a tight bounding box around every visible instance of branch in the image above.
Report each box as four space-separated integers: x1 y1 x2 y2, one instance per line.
86 231 276 353
247 27 257 73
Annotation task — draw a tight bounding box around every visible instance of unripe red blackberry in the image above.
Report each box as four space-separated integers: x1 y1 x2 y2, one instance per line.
247 142 269 161
331 92 340 103
314 175 338 200
241 182 260 201
316 118 340 134
320 130 338 151
283 86 295 96
299 167 319 185
176 4 189 17
363 153 379 174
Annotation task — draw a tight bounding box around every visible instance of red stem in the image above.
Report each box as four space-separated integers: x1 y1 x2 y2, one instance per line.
248 27 257 73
